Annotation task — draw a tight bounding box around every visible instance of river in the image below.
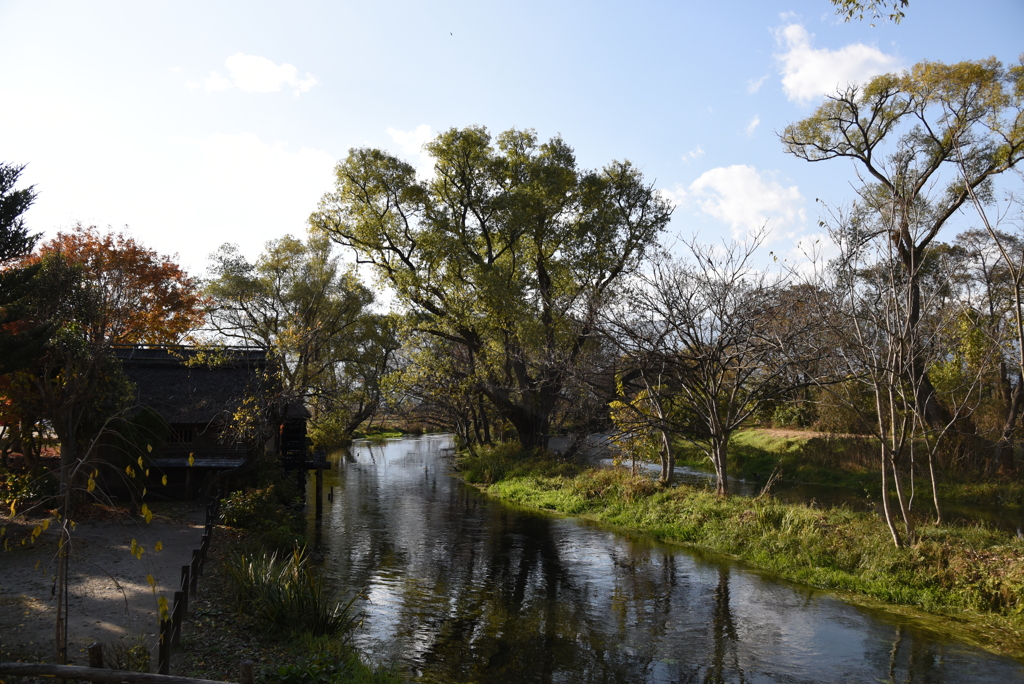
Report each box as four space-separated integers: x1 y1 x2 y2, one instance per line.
305 435 1024 683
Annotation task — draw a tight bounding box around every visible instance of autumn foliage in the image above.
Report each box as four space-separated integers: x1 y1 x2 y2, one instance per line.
34 224 207 345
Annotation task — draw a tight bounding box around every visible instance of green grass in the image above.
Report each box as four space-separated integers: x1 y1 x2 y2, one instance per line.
457 450 1024 658
673 429 1024 506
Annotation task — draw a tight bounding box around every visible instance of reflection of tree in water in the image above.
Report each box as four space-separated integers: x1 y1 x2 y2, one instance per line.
883 624 948 684
703 568 745 684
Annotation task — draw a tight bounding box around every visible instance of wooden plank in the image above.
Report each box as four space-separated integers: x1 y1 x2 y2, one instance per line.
0 663 234 684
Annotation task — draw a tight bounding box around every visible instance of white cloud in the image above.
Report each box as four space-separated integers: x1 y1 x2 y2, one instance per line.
688 165 805 239
747 75 768 94
774 24 900 105
745 115 761 137
683 145 704 163
387 124 435 179
204 71 232 91
658 185 687 208
200 53 319 96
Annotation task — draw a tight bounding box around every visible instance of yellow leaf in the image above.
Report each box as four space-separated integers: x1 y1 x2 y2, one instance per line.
126 465 135 478
40 519 49 532
142 487 147 498
138 457 144 468
0 526 5 537
147 444 153 453
71 521 76 531
145 469 150 477
146 573 157 589
87 477 96 493
142 503 153 525
157 595 169 620
9 500 15 516
130 538 144 559
154 541 163 552
188 454 195 467
162 475 168 486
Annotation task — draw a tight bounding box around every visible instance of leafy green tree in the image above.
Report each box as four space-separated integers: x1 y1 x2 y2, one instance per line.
311 126 672 450
781 57 1024 431
0 162 48 374
205 233 388 438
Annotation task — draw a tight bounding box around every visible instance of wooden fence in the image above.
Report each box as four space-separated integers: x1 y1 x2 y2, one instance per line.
156 496 221 675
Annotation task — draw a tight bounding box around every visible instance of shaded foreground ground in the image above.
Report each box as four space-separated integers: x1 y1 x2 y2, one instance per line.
0 502 204 665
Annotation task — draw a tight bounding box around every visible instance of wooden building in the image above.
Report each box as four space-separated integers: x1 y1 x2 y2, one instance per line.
113 345 274 499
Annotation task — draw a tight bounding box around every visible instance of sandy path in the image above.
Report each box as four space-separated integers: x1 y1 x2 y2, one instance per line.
1 502 208 666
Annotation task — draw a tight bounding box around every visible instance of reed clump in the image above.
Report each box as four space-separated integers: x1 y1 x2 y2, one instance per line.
226 546 361 638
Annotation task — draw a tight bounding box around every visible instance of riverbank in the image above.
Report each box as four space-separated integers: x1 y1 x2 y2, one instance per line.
457 448 1024 660
674 428 1024 508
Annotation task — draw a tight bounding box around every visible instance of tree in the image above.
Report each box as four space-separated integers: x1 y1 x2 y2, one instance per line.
205 233 387 438
38 224 206 345
957 173 1024 476
830 0 908 24
311 126 672 450
605 233 812 494
781 58 1024 432
0 162 48 374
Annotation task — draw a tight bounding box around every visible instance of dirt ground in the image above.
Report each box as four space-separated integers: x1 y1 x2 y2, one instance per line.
0 502 207 666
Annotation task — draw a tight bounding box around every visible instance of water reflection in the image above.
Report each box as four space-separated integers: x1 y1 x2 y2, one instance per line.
307 436 1024 683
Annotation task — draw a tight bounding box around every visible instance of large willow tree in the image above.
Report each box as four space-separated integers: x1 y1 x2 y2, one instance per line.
311 126 672 450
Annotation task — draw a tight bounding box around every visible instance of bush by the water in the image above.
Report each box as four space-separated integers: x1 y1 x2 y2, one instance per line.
226 546 361 638
221 485 304 552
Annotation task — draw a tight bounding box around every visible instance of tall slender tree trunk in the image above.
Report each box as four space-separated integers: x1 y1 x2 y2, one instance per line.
659 429 675 485
712 434 729 497
879 443 903 547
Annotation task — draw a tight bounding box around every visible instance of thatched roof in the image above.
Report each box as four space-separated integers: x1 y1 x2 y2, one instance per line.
114 345 269 426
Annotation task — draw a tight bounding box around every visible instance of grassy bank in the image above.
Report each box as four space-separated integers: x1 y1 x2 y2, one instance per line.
457 445 1024 659
672 428 1024 507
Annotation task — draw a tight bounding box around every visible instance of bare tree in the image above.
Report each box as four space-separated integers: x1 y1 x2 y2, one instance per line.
605 232 811 494
959 170 1024 477
800 204 983 544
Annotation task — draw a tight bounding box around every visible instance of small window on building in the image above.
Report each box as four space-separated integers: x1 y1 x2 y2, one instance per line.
170 427 192 444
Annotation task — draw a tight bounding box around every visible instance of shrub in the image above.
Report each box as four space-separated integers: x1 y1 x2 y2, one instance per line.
222 486 284 529
257 652 399 684
226 547 362 638
105 634 151 672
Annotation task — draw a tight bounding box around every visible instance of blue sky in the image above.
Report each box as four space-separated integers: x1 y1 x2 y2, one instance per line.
1 0 1021 277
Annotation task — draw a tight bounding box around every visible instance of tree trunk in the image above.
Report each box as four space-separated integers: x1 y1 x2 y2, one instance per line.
711 435 729 497
995 373 1023 477
879 443 903 547
658 429 675 485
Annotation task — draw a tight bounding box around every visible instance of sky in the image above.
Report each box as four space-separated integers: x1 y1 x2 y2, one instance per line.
1 0 1022 280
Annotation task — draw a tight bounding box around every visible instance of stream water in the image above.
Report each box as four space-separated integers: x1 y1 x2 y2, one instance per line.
305 435 1024 683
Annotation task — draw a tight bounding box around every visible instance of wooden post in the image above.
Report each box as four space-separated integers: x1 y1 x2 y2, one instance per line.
240 660 254 684
315 466 323 518
179 566 190 614
171 591 185 647
158 619 171 675
189 553 199 595
87 642 103 669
